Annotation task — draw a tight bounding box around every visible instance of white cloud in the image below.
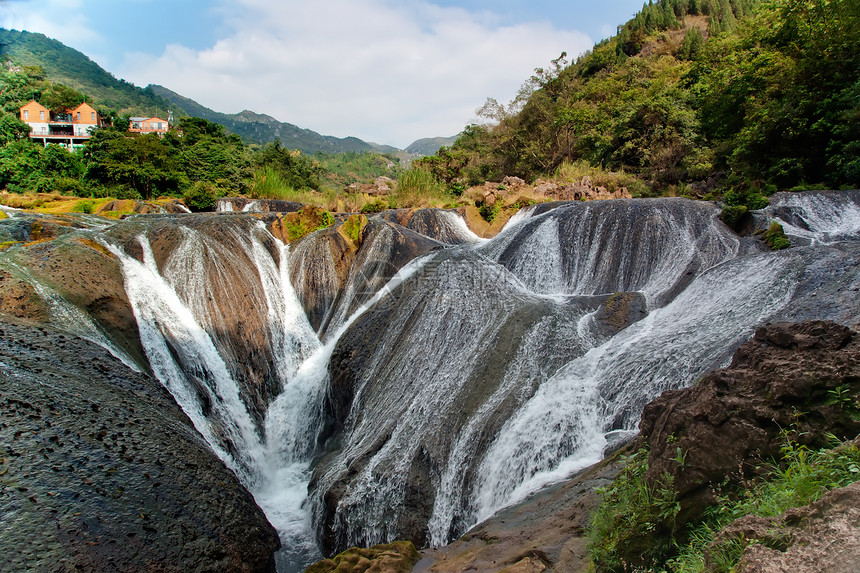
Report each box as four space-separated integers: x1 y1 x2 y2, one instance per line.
123 0 592 148
9 0 100 47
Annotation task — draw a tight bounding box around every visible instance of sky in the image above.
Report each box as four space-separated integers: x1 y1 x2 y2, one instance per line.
1 0 644 148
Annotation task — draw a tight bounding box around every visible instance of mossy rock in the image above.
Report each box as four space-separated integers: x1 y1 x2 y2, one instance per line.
273 206 335 243
305 541 420 573
338 214 368 246
763 221 791 250
720 204 750 233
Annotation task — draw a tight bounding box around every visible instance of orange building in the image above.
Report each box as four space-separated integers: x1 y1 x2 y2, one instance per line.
129 116 169 135
19 100 104 150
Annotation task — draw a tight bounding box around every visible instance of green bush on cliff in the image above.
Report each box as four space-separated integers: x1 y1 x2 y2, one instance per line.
719 204 749 232
589 437 860 573
588 447 680 571
183 181 221 212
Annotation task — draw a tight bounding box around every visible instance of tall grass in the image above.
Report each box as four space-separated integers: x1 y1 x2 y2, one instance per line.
554 160 650 197
389 169 453 208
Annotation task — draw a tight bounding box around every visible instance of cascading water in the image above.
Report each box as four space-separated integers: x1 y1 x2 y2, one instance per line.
11 192 859 571
101 217 325 568
307 193 860 554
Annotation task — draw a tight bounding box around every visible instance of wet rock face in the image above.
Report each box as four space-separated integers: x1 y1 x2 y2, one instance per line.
0 233 145 368
0 319 280 572
289 219 442 335
639 320 860 521
216 197 303 213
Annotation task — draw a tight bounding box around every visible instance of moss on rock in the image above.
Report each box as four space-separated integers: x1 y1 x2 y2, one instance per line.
305 541 420 573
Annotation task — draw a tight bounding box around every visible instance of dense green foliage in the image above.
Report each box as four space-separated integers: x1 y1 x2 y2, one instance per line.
420 0 859 195
589 437 860 572
316 151 402 188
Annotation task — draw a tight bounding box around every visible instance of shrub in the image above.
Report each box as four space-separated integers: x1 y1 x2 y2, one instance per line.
183 181 220 212
360 199 388 213
390 169 452 208
720 204 749 232
73 200 94 214
723 188 768 210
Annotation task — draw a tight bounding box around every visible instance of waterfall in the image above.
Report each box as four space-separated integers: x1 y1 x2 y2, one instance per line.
18 193 855 569
310 195 860 552
767 190 860 244
102 218 323 568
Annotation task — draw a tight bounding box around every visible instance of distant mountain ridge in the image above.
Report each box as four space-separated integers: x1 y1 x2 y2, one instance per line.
149 84 399 154
0 28 454 155
406 136 458 156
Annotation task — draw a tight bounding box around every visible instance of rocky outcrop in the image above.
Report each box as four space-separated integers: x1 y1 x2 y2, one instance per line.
468 176 632 210
0 224 146 369
98 199 189 215
0 318 280 572
345 176 396 196
215 197 303 213
728 477 860 573
639 320 860 522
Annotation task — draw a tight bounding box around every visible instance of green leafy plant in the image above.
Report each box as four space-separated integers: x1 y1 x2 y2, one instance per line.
588 447 680 572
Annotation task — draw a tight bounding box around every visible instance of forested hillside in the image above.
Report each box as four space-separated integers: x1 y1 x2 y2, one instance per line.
0 29 175 120
418 0 859 201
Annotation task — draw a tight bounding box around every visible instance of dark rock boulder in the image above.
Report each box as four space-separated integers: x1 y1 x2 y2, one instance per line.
639 320 860 522
0 318 280 572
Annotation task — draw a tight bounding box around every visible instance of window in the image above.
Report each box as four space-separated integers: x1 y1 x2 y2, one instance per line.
91 112 96 122
40 111 45 120
76 112 81 121
22 110 28 120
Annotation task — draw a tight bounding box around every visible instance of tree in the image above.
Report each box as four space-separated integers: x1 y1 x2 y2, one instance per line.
39 83 88 113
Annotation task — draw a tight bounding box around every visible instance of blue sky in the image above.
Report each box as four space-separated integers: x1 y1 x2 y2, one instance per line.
2 0 644 148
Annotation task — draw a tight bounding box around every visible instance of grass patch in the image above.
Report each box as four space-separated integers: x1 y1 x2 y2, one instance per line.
0 240 21 251
588 447 681 572
554 160 650 197
389 169 454 208
588 436 860 573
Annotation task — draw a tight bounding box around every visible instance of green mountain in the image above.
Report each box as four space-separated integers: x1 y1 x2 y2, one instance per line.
406 136 458 156
0 28 445 154
149 84 388 154
0 28 173 118
420 0 859 195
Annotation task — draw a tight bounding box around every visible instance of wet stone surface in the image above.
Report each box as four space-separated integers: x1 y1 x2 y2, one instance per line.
0 318 279 572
